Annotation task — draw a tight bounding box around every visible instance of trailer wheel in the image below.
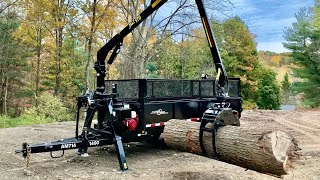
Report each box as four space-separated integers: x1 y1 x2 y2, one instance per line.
145 134 166 149
145 133 162 144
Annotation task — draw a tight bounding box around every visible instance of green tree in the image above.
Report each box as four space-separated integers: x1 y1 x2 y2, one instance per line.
283 7 320 107
14 0 50 108
145 62 159 78
257 69 281 110
314 0 320 29
281 72 291 104
153 35 181 79
0 10 31 116
221 16 260 107
59 36 86 109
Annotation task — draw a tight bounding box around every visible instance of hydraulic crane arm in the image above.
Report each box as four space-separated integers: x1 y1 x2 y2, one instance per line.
95 0 167 92
195 0 227 88
95 0 228 94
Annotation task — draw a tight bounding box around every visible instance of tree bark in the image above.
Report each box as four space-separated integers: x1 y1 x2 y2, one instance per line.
85 0 97 89
53 0 68 96
3 76 8 115
162 119 300 176
35 25 42 108
54 26 63 96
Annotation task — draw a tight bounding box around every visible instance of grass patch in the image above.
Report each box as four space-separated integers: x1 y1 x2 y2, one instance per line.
0 114 53 128
0 93 74 128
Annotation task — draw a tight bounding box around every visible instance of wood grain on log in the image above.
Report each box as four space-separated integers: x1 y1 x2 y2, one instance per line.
162 119 299 176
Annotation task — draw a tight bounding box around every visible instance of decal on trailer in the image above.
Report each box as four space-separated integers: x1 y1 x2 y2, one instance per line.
89 141 99 146
61 143 76 149
150 109 168 116
129 15 142 29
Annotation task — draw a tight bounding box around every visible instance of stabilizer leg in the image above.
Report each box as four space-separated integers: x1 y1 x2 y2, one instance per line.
77 106 96 155
114 134 128 171
107 98 128 171
81 127 89 157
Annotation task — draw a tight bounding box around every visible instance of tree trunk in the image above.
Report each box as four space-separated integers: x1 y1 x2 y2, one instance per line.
85 0 97 88
3 76 8 115
0 71 3 114
35 26 42 108
162 119 300 176
54 27 63 96
53 0 66 96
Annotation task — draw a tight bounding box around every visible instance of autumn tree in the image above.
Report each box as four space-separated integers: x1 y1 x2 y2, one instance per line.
51 0 72 95
77 0 118 88
14 0 51 107
221 16 260 107
270 55 281 67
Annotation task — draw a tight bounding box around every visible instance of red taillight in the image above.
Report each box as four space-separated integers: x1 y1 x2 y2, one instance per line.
124 117 139 130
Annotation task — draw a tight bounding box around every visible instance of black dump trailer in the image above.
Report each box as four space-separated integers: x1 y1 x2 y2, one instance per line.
16 78 242 170
105 78 242 130
16 0 243 171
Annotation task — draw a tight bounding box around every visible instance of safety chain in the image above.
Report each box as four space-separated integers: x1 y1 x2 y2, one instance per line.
24 150 30 167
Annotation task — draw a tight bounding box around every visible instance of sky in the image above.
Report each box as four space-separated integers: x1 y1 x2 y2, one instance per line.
229 0 314 53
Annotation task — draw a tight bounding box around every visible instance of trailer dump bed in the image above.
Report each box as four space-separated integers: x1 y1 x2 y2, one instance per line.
105 78 241 100
105 78 242 126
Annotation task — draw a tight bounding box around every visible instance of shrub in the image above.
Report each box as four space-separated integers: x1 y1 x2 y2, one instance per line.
29 93 73 122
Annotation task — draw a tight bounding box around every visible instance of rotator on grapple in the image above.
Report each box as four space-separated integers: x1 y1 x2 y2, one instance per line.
16 0 242 171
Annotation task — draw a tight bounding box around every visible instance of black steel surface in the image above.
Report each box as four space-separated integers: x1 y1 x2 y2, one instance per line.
105 78 241 100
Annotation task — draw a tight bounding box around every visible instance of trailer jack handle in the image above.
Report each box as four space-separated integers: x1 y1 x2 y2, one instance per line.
50 150 65 158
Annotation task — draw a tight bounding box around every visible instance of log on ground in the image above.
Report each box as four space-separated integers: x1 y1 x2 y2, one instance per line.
162 119 300 176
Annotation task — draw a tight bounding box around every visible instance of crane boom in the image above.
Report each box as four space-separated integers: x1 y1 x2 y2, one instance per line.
95 0 228 94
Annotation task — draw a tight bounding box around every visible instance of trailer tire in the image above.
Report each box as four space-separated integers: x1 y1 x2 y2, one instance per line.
145 133 161 144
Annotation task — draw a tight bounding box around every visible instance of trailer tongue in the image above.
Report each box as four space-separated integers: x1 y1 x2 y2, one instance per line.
16 0 242 171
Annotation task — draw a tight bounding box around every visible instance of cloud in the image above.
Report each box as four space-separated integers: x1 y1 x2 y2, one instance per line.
257 41 291 53
229 0 314 52
251 17 296 42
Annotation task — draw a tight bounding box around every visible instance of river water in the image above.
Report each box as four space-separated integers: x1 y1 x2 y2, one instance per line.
280 104 296 110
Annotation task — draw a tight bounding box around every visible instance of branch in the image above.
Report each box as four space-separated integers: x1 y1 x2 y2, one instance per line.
0 0 18 14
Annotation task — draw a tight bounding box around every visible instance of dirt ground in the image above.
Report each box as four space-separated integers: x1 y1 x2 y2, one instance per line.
1 110 320 180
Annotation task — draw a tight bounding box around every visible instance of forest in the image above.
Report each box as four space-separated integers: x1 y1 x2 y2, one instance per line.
0 0 319 127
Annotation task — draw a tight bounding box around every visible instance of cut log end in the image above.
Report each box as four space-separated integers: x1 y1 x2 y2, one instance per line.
163 119 300 176
267 131 299 173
